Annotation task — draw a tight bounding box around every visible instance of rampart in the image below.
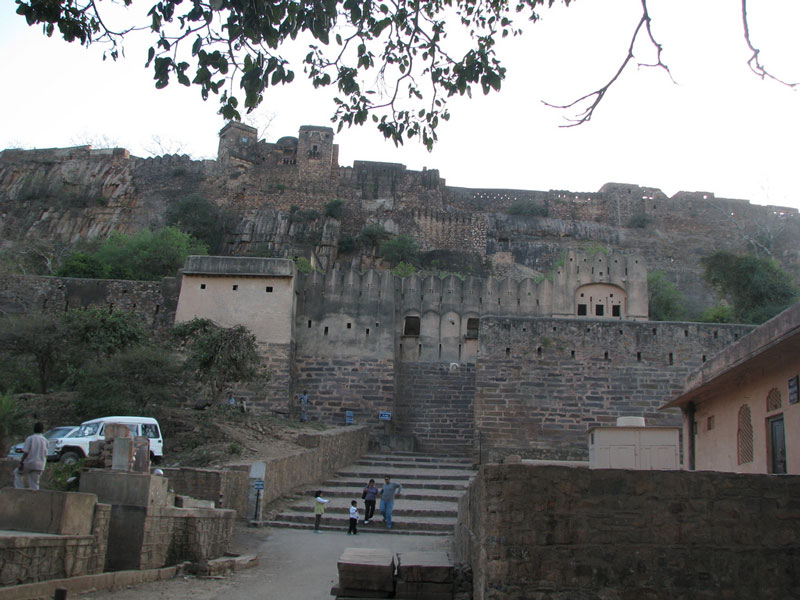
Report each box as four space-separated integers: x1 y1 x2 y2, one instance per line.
456 464 800 599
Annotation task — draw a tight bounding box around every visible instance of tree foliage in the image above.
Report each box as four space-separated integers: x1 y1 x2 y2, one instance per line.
381 234 419 266
359 223 388 248
508 199 548 217
172 318 261 403
75 345 183 416
647 270 687 322
0 314 69 393
701 251 798 324
14 1 796 144
166 196 233 254
57 227 207 281
0 394 29 456
324 199 345 219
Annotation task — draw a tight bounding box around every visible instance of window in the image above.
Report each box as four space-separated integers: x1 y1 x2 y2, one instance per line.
466 318 479 339
737 404 754 464
200 284 206 290
612 305 621 317
232 285 238 291
403 316 421 336
766 388 782 412
706 416 715 431
142 424 160 439
577 304 587 316
266 286 273 293
595 305 604 316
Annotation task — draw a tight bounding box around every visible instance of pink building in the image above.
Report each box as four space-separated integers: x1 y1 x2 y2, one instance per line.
662 302 800 474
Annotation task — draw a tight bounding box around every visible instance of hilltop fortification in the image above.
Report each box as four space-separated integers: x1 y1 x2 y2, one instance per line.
0 125 796 459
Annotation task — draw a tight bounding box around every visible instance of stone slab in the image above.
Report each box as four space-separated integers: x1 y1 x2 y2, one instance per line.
80 470 169 507
0 565 178 600
396 551 453 583
337 547 395 592
330 586 393 598
187 554 259 576
0 488 98 536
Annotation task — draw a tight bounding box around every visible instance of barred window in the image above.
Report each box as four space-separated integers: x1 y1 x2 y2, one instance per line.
766 387 782 412
737 404 754 465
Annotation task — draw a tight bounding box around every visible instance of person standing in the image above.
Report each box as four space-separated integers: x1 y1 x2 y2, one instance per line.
299 391 309 422
348 500 359 535
313 490 329 533
14 422 48 490
378 475 402 529
362 478 379 523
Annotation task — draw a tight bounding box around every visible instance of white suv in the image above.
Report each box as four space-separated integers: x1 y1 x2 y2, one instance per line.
55 416 164 464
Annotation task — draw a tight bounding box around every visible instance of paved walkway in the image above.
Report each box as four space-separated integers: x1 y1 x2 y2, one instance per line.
79 451 472 599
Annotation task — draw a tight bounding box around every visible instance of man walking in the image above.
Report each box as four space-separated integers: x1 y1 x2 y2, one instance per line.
378 475 402 529
15 422 48 490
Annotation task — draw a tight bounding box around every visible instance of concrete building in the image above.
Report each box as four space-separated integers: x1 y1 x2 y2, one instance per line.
662 302 800 474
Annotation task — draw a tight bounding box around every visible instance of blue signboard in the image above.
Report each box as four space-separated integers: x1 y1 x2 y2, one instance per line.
254 479 265 490
345 410 354 425
379 411 392 421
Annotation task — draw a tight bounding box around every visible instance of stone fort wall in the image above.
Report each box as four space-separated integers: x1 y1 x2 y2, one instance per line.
456 464 800 599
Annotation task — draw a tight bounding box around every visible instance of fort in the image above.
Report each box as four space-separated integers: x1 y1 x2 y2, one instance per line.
0 123 797 461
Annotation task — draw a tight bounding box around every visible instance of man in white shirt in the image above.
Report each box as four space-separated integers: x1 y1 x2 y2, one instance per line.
15 422 48 490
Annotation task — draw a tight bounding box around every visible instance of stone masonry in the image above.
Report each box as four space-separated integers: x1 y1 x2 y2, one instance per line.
455 463 800 599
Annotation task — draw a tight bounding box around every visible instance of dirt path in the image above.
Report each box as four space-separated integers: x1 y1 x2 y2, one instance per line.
78 525 453 600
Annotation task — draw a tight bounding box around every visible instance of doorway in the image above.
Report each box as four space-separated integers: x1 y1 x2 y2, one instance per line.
768 415 787 474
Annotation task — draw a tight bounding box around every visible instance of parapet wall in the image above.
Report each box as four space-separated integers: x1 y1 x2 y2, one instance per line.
456 464 800 599
474 317 754 461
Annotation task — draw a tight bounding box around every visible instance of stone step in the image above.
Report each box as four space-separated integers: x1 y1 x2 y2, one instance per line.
273 512 456 532
286 501 458 518
324 478 469 491
303 487 462 502
336 468 475 481
266 519 451 536
357 457 474 469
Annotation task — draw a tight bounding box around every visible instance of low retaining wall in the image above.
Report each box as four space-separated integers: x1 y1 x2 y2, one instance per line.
161 467 249 517
456 464 800 599
260 426 369 505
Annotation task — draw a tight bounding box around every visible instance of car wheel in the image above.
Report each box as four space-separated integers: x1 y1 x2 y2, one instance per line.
60 451 80 465
151 452 162 465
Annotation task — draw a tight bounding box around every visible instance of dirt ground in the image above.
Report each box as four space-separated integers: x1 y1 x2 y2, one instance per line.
77 523 454 600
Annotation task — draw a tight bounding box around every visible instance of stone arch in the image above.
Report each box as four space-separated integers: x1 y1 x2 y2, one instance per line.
575 283 627 318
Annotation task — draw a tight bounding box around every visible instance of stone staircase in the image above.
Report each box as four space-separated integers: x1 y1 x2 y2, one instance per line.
266 452 475 536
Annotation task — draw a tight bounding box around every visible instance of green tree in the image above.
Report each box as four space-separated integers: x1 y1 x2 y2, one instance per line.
63 307 146 361
381 235 419 266
0 394 28 457
701 251 798 324
84 227 207 281
392 262 417 278
647 271 687 322
166 196 233 254
508 199 548 217
56 251 108 279
15 2 789 143
0 314 69 393
359 224 388 249
700 303 736 324
76 345 183 416
173 318 261 404
324 199 345 219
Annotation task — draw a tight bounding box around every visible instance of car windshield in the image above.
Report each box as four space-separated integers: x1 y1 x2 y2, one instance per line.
76 423 100 437
44 427 75 439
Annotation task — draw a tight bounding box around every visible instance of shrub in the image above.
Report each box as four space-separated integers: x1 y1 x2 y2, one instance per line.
627 213 651 228
337 236 355 254
359 224 387 248
508 199 547 217
324 199 344 219
381 234 419 266
648 271 687 321
294 257 314 274
392 262 417 277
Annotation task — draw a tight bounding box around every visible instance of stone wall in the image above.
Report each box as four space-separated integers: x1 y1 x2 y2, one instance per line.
395 362 475 454
0 274 180 332
474 317 754 461
259 426 370 505
293 356 396 425
160 467 249 518
455 463 800 600
0 533 97 586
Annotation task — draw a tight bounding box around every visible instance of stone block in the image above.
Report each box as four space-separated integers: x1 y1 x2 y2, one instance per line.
80 470 170 507
0 488 98 535
175 495 216 509
396 551 454 583
337 547 395 593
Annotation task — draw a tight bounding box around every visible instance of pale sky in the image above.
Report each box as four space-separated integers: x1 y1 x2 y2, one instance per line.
1 0 799 209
